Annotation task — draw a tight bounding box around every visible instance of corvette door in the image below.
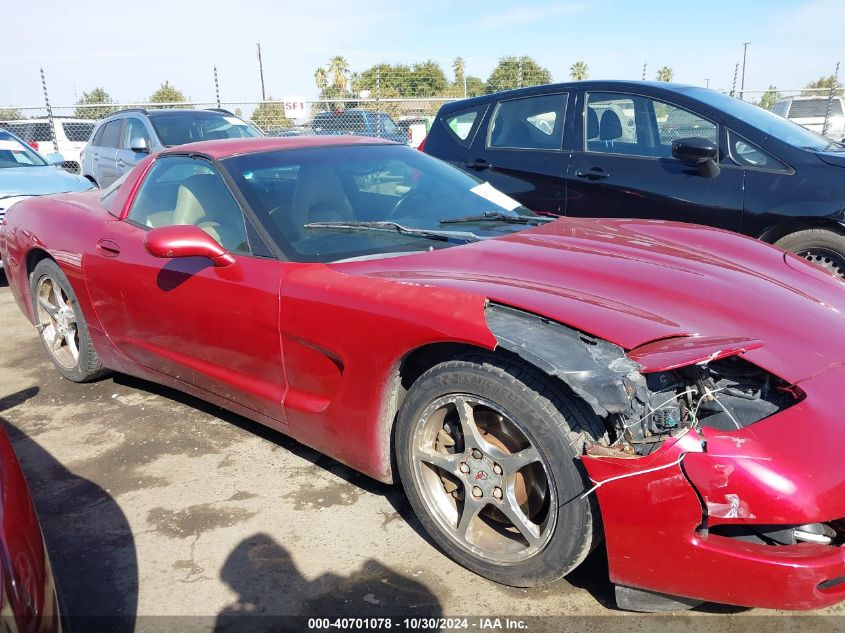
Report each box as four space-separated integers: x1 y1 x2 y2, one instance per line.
84 155 287 423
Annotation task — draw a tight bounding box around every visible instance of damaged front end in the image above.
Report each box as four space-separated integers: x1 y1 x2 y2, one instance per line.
486 304 845 610
486 304 800 455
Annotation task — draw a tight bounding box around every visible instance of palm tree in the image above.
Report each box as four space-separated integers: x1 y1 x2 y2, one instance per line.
314 67 328 99
452 57 466 84
656 66 674 82
328 56 350 98
569 61 589 81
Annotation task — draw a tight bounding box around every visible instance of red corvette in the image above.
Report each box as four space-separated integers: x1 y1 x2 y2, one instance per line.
1 136 844 612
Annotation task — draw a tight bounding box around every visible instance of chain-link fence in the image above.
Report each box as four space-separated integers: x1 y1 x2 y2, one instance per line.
0 98 457 174
2 87 844 177
739 87 844 140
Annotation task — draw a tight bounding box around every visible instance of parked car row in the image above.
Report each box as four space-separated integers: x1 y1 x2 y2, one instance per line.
1 117 96 174
422 80 845 278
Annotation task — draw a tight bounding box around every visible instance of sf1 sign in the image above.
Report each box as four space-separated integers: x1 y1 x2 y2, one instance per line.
283 96 307 119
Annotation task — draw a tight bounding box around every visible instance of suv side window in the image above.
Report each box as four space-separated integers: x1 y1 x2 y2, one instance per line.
100 120 123 148
128 156 250 253
121 118 150 149
586 92 717 158
442 106 486 144
488 93 567 150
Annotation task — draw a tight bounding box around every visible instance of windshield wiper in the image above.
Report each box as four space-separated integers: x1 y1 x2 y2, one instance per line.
440 210 555 225
303 220 485 243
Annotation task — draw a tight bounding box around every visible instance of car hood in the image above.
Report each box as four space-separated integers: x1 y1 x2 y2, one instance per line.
0 166 93 197
335 218 845 383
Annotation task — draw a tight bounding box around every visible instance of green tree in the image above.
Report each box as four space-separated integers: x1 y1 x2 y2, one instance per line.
453 57 465 85
656 66 674 82
569 61 589 81
486 56 552 93
0 108 23 121
465 76 485 97
802 75 844 96
74 87 117 119
328 56 350 97
408 60 448 97
359 63 408 93
148 81 188 108
250 99 293 133
758 85 782 110
314 67 329 98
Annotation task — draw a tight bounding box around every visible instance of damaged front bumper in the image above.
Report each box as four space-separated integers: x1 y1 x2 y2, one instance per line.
582 363 845 610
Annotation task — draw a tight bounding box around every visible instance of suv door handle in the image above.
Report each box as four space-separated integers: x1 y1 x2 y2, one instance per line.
463 159 491 170
576 168 611 180
116 159 126 168
93 153 99 161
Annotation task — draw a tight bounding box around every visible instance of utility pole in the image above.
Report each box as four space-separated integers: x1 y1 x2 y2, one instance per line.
740 41 750 100
213 65 221 108
730 62 739 97
705 78 710 88
256 42 266 101
642 63 647 81
40 67 59 154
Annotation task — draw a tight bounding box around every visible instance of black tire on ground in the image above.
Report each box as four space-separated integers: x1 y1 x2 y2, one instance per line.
30 259 108 382
775 228 845 279
395 354 606 587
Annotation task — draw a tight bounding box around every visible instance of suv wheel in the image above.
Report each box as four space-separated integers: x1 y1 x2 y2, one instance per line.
776 229 845 279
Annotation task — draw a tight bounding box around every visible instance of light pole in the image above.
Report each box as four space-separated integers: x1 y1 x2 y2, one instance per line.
740 42 750 101
705 78 710 88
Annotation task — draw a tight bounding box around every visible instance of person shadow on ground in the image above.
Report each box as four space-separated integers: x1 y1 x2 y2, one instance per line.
215 532 443 633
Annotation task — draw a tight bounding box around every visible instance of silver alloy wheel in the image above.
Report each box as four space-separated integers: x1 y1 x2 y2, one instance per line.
799 248 845 279
35 274 80 369
410 394 556 563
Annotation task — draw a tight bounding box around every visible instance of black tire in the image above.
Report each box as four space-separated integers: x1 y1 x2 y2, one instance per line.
395 354 605 587
775 229 845 279
30 259 108 382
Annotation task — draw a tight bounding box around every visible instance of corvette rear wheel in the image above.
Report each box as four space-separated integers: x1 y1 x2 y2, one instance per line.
31 259 107 382
396 355 604 587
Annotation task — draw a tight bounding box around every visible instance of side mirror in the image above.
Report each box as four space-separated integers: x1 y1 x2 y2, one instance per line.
45 152 65 165
144 224 234 267
130 137 149 153
671 137 720 178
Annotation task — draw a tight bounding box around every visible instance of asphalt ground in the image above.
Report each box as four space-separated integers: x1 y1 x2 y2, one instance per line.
0 272 841 633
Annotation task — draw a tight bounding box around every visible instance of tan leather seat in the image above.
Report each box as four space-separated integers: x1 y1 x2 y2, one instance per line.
287 164 354 241
173 174 248 251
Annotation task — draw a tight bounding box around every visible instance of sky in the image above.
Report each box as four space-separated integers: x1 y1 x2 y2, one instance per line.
1 0 843 109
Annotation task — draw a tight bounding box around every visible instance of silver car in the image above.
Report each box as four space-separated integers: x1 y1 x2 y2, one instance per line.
80 108 262 188
0 129 93 268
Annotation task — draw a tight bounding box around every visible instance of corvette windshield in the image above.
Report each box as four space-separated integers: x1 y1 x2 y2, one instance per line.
223 143 541 262
0 131 48 168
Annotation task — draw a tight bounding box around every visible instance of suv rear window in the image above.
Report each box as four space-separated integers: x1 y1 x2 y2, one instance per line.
788 98 843 118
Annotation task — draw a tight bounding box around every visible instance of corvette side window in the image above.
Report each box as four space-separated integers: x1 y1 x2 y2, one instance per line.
128 156 251 254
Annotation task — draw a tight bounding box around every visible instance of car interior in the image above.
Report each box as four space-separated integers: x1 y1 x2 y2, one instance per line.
128 159 250 253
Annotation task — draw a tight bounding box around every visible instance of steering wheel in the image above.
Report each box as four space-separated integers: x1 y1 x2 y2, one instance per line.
389 189 435 220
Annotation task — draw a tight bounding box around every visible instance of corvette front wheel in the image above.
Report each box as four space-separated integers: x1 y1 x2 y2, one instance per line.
30 259 108 382
396 355 605 587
